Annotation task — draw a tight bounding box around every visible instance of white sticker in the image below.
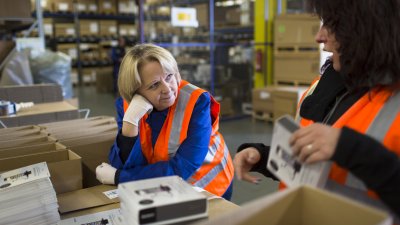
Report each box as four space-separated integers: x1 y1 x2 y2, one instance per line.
109 26 117 33
68 49 77 58
89 4 97 11
120 29 127 35
77 3 86 11
58 3 69 11
44 24 53 34
103 2 112 9
66 28 75 35
90 23 98 33
259 91 270 99
103 189 119 199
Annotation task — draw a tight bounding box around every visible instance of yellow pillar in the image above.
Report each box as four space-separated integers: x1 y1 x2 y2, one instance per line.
254 0 277 87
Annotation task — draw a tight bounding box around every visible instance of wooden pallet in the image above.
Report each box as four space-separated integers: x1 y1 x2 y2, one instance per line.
252 111 274 122
274 80 312 87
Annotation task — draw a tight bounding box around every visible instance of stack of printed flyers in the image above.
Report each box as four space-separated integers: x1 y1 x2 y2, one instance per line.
118 175 208 225
0 162 60 225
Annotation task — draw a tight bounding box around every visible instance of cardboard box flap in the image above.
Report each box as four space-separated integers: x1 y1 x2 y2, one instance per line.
0 135 56 149
52 123 118 140
39 116 115 128
194 186 391 225
58 185 119 214
0 125 41 135
0 142 66 159
61 132 116 147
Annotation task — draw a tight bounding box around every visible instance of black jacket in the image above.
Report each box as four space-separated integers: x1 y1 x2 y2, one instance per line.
238 64 400 217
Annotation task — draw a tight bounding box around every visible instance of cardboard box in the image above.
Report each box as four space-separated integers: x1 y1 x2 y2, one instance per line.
99 0 117 14
0 101 79 127
79 20 99 36
78 0 98 13
272 86 307 119
96 66 114 93
195 3 209 28
58 185 119 214
274 14 320 45
0 0 31 19
0 149 82 194
0 83 63 103
0 134 55 149
0 125 42 139
52 0 73 12
61 132 116 188
0 142 66 159
39 116 116 129
274 52 320 84
252 87 275 113
195 186 392 225
99 20 117 36
220 97 234 116
55 23 76 37
51 123 118 141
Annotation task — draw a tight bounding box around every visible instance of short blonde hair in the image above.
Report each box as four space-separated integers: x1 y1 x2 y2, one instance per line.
118 43 181 102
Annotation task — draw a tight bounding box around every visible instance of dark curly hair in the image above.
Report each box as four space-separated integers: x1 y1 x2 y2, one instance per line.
307 0 400 90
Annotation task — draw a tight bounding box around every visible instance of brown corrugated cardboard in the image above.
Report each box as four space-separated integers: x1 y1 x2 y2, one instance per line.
0 101 79 127
0 142 66 159
99 0 117 14
0 125 42 138
61 132 116 187
96 66 114 93
39 116 115 128
0 41 15 66
53 124 117 141
0 134 55 149
58 184 119 214
274 14 320 46
195 186 391 225
0 83 63 103
272 86 307 119
0 149 82 194
274 52 320 84
252 87 275 113
0 0 31 19
0 125 38 135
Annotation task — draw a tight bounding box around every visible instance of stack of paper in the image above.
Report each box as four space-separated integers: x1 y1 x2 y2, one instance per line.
58 209 122 225
118 176 208 225
0 162 60 225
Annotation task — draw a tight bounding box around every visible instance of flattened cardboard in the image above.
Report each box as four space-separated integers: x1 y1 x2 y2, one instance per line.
0 83 63 103
0 142 66 159
0 135 56 149
58 184 119 214
0 149 82 194
0 125 38 135
0 128 47 141
51 123 118 141
194 186 391 225
39 116 115 129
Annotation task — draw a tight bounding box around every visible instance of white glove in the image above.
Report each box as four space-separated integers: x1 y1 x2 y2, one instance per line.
123 95 153 126
96 163 117 185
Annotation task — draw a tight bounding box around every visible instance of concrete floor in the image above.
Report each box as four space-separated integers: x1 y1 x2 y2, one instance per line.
74 85 279 206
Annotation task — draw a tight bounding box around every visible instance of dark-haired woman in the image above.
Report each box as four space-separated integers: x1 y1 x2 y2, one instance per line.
234 0 400 219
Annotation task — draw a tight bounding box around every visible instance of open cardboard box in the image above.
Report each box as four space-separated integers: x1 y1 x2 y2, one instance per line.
0 149 82 194
194 186 391 225
60 132 116 188
0 142 66 159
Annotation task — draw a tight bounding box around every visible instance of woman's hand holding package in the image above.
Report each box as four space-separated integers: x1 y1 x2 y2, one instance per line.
289 123 341 164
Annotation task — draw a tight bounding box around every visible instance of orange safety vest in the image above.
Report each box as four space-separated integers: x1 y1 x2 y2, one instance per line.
124 80 234 196
293 79 400 203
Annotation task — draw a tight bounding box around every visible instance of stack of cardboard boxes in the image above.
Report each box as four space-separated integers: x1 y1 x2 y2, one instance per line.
252 14 319 121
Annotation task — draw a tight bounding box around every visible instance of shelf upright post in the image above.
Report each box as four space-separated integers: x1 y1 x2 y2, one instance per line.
35 0 45 48
209 0 215 95
138 0 145 43
73 0 82 86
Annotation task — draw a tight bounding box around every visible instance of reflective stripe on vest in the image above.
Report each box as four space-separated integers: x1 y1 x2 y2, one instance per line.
345 90 400 190
168 83 197 157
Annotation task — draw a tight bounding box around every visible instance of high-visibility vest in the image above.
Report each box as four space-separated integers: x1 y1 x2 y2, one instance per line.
296 80 400 206
125 80 234 196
